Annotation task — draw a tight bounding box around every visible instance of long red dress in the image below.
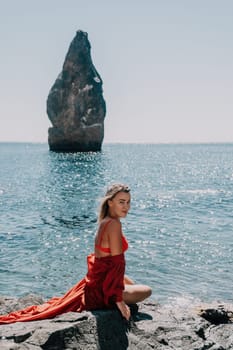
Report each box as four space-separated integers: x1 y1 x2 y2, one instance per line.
0 231 128 324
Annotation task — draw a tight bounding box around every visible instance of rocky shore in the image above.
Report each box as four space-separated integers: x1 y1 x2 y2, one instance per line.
0 294 233 349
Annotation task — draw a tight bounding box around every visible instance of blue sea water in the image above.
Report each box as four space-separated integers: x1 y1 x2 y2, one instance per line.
0 143 232 304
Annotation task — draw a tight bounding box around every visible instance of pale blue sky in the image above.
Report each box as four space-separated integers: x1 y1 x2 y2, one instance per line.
0 1 233 143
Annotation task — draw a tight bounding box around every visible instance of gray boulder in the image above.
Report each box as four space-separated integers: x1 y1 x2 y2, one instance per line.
47 30 106 152
0 294 233 349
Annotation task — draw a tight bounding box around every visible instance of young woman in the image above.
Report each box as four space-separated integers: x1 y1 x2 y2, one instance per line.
0 184 152 324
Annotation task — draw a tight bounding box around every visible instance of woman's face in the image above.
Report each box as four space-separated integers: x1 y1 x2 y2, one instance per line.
108 191 131 218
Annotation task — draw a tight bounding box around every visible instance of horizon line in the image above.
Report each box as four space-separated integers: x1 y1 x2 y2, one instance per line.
0 141 233 145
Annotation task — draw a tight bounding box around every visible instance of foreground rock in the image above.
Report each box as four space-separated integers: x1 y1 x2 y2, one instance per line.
0 295 233 349
47 30 106 152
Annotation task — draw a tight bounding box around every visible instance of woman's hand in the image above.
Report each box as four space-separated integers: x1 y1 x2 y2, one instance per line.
116 301 131 320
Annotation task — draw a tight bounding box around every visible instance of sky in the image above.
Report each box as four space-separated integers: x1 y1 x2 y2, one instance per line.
0 0 233 144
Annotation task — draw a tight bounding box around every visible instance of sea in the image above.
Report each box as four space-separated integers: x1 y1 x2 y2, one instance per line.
0 142 232 305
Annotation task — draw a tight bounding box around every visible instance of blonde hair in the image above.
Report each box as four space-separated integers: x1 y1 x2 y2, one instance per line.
98 183 130 222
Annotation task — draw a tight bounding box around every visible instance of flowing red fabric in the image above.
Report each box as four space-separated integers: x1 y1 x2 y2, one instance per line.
0 253 125 324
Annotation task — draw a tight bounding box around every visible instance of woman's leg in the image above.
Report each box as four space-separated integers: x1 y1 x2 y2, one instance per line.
124 275 135 285
123 284 152 304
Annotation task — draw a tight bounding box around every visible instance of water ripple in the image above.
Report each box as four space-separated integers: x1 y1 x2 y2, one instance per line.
0 143 233 303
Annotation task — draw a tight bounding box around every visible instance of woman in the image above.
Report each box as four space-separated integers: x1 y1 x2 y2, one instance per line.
0 183 151 324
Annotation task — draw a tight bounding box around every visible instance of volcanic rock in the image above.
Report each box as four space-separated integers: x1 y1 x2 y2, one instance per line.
47 30 106 152
0 294 233 349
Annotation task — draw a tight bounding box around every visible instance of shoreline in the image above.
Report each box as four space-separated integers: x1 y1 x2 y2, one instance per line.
0 294 233 349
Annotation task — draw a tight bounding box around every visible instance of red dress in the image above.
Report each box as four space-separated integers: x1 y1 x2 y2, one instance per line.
0 223 128 324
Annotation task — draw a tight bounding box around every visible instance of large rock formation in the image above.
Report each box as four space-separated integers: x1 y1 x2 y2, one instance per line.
47 30 106 152
0 294 233 349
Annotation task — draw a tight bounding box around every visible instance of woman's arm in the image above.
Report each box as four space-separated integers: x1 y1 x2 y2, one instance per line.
104 220 131 320
108 219 123 255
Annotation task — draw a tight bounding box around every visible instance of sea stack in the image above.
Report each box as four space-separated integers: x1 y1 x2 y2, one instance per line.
47 30 106 152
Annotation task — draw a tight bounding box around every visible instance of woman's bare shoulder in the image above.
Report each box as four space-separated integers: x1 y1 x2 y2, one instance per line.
97 217 120 234
106 218 121 231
